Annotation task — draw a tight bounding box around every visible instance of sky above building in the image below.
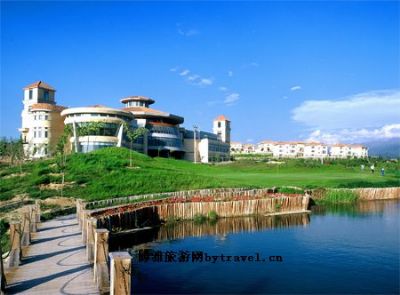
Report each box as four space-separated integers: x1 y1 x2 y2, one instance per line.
1 1 399 144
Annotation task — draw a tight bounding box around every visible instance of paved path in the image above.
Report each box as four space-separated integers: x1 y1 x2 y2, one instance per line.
5 214 99 294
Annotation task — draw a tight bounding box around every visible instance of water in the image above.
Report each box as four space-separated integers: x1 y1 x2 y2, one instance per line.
112 200 400 294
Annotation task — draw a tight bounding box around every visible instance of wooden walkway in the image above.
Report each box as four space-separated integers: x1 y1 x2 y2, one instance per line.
5 214 99 294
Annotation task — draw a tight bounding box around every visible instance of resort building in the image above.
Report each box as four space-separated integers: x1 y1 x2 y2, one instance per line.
230 142 256 154
19 81 66 158
19 81 230 163
232 140 368 159
330 144 368 159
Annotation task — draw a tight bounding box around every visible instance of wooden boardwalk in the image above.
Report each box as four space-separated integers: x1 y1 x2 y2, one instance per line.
5 214 99 295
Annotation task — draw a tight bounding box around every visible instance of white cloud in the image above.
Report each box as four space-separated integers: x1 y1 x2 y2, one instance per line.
224 93 240 105
292 89 400 129
293 89 400 143
177 23 199 37
178 29 199 37
187 75 200 81
219 86 228 92
305 124 400 144
198 78 213 86
228 71 233 77
170 67 178 72
246 138 254 143
290 85 302 91
179 69 190 76
283 96 288 100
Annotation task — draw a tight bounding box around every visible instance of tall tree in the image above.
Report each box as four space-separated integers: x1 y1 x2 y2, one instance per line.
123 123 148 167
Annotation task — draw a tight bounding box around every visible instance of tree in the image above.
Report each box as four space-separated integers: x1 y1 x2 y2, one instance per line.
77 122 106 152
123 123 148 167
55 125 73 197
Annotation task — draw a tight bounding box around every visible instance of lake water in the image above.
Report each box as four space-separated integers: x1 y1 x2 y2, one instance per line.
112 200 400 294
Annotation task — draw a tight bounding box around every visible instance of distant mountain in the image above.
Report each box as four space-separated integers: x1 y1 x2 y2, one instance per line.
364 139 400 158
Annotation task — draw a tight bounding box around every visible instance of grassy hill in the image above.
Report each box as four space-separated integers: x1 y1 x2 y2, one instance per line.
1 147 399 202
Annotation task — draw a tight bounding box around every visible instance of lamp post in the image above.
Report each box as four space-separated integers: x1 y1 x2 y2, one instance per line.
193 125 198 163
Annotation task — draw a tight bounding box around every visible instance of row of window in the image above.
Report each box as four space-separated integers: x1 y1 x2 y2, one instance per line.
124 101 148 107
148 136 183 149
34 114 49 121
149 125 181 136
33 144 48 156
33 127 48 138
209 143 229 153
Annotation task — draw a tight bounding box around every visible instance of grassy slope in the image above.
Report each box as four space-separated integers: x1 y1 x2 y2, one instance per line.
0 147 399 202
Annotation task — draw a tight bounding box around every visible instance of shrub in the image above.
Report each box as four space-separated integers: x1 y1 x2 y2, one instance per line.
33 175 51 185
193 213 207 224
319 189 358 204
277 187 305 194
207 210 219 221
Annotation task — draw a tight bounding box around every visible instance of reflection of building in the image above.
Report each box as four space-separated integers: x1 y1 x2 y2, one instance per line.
19 81 66 158
232 140 368 159
19 81 230 162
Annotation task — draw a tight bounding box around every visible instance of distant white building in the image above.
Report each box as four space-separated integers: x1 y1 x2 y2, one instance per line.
230 142 256 154
330 144 368 159
232 140 368 159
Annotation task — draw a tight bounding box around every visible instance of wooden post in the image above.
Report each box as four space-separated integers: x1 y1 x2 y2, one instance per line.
302 195 310 211
81 210 89 243
94 229 110 294
30 205 37 233
109 252 132 295
86 218 96 263
76 199 82 228
8 221 21 267
0 235 6 294
35 199 41 223
21 210 31 247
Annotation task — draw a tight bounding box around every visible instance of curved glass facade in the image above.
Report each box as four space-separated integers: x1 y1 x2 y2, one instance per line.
75 122 120 137
80 141 115 153
147 125 183 151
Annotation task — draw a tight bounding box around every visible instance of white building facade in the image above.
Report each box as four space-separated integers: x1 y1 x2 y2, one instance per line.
19 81 66 158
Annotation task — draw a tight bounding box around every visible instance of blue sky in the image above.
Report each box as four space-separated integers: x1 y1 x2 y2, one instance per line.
1 1 399 144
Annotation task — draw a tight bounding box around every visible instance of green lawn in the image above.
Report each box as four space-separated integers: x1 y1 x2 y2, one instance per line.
0 147 399 202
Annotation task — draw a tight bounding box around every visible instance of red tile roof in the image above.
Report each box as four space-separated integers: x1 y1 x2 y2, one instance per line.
122 106 166 115
31 103 66 112
24 81 55 91
214 115 230 121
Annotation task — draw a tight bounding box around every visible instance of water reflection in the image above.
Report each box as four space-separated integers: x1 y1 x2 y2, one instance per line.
312 199 399 217
110 213 310 251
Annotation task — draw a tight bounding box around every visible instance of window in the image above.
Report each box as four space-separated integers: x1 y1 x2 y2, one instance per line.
44 90 49 101
218 122 221 128
45 115 48 120
34 115 37 120
29 90 33 100
44 128 48 138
